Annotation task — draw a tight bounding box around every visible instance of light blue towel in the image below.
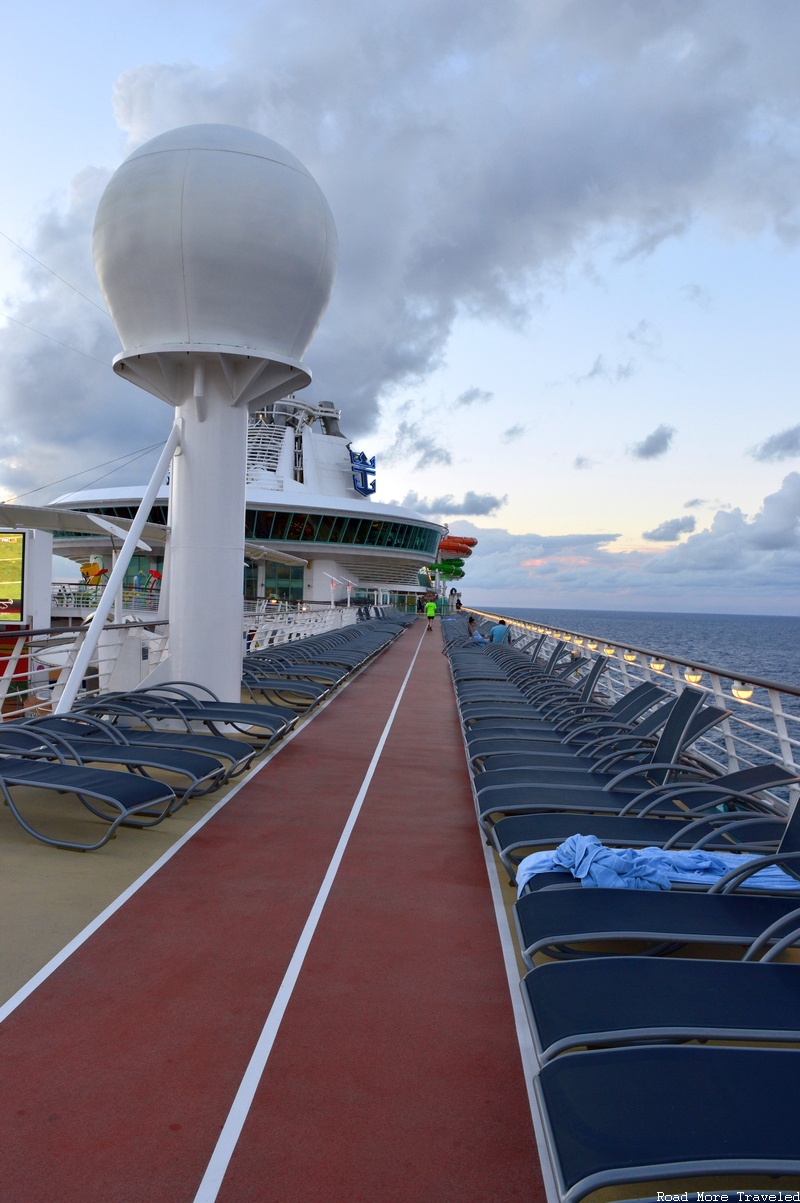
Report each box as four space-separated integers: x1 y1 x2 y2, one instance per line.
515 834 800 898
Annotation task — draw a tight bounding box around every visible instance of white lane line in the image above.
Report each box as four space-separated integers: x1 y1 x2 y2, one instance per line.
193 626 427 1203
0 639 396 1027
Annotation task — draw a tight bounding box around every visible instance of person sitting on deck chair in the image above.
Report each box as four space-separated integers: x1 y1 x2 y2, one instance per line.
425 599 437 631
467 616 488 645
489 619 512 645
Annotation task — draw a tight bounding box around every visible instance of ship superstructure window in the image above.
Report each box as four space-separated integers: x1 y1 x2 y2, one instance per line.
67 506 440 556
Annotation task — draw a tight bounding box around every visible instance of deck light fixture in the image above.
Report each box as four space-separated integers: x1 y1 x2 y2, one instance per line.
563 634 572 642
684 668 703 685
603 645 616 656
732 681 754 701
649 658 666 672
623 650 637 663
573 637 583 646
587 640 598 650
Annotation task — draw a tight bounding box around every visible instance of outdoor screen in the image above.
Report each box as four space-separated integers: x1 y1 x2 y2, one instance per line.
0 533 25 623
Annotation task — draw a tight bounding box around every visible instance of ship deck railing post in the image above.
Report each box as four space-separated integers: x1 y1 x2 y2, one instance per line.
709 671 740 772
768 687 799 808
0 635 26 711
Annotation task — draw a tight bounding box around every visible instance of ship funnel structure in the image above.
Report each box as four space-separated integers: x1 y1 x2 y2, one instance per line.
93 124 338 699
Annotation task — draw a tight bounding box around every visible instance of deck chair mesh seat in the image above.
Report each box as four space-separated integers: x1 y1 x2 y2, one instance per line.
460 681 669 736
522 956 800 1063
513 885 800 967
535 1044 800 1203
465 693 691 764
0 755 176 850
0 724 225 809
463 691 672 744
79 684 297 743
468 686 715 771
56 705 258 779
473 696 738 831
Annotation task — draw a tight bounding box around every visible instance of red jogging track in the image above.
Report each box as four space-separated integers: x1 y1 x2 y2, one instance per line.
0 623 543 1203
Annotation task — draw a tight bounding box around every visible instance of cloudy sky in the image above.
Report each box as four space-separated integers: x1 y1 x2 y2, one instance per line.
2 0 800 612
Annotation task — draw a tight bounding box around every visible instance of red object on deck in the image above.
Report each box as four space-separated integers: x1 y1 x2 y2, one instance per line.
0 626 542 1202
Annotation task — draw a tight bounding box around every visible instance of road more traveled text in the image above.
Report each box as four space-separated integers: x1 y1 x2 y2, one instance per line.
657 1195 800 1202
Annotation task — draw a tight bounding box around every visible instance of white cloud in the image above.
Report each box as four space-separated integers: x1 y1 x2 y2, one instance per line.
574 353 636 384
380 420 451 470
629 423 675 460
751 424 800 462
642 515 696 542
454 386 493 407
400 489 507 516
5 2 800 496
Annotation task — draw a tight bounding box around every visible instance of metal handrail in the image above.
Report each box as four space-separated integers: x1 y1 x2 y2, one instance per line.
465 607 800 698
463 606 800 809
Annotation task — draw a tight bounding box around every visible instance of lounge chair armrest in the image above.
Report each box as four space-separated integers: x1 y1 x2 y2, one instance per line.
27 712 128 745
688 813 786 849
707 849 800 894
552 705 609 730
592 748 654 776
607 759 706 797
619 772 730 815
743 906 800 961
561 718 633 744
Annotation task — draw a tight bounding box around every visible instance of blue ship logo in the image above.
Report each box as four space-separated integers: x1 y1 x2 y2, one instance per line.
350 449 376 497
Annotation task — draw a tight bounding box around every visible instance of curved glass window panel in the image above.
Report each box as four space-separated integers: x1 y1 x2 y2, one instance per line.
316 513 335 542
287 514 307 541
269 512 290 541
251 510 271 539
328 515 348 542
79 505 440 555
301 514 321 541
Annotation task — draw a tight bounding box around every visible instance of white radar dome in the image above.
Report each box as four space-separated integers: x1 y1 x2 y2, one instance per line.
93 124 338 367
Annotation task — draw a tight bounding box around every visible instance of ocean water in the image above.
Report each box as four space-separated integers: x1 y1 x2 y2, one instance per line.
500 608 800 689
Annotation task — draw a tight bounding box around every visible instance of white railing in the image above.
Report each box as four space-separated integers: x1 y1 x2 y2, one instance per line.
248 605 359 649
1 598 378 718
465 607 800 812
51 583 161 614
0 620 170 719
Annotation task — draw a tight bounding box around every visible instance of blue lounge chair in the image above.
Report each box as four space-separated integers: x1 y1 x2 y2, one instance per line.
535 1045 800 1202
0 748 177 851
522 955 800 1063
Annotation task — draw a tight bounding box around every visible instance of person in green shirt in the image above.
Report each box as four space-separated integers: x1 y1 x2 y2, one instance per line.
425 600 437 632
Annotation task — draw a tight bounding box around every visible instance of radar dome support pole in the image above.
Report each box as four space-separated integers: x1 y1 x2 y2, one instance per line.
167 363 250 699
92 125 338 702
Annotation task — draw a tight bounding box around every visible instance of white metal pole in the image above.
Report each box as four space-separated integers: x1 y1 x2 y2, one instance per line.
55 424 180 714
168 361 249 701
112 550 123 623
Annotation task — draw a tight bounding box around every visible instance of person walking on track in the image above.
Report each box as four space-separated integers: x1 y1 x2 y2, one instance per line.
425 599 437 632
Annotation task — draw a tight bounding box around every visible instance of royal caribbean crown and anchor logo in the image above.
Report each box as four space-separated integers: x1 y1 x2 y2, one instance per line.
350 449 376 497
